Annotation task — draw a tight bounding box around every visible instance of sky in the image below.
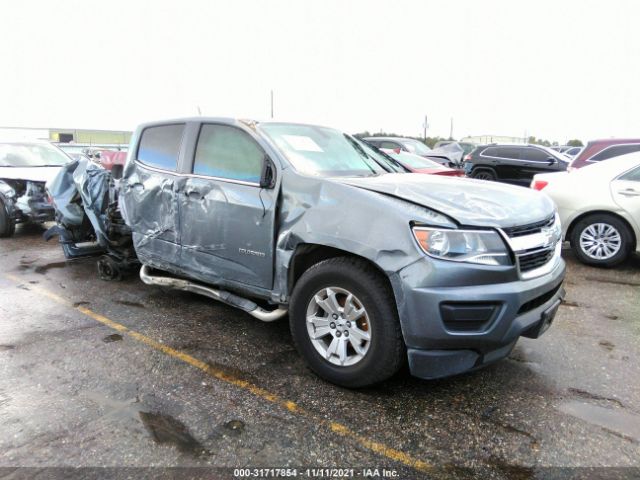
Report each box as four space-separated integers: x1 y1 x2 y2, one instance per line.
0 0 639 143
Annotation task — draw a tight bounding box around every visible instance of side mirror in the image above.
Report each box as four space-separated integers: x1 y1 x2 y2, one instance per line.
547 156 556 165
260 155 276 189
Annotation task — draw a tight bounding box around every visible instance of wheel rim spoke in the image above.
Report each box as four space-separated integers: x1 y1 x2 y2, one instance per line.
309 325 332 339
305 286 372 367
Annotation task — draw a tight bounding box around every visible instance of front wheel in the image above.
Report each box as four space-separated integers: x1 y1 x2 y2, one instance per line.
289 257 404 388
0 199 16 238
570 213 633 267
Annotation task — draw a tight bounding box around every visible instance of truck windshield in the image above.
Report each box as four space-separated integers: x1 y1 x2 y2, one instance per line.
259 123 397 177
0 143 72 167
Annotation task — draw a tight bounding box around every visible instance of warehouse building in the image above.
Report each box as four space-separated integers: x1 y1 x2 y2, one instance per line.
0 126 132 147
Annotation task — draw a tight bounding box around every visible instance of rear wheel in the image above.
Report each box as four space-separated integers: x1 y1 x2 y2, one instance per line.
0 199 16 238
570 213 633 267
471 168 496 181
289 257 404 387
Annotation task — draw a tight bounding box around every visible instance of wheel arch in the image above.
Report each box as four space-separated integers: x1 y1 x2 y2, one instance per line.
566 210 637 250
287 243 394 297
471 166 497 177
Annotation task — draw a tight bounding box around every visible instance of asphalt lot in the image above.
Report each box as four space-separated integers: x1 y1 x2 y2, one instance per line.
1 223 639 479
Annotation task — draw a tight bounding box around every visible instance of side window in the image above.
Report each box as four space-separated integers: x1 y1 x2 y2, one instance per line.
590 144 640 162
481 147 498 157
379 141 401 149
521 148 551 162
137 124 185 171
494 147 521 159
193 124 264 183
619 166 640 182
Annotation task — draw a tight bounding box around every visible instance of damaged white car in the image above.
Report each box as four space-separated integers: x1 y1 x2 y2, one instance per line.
0 142 71 237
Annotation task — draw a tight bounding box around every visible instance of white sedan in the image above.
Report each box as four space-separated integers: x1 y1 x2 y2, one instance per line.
531 154 640 267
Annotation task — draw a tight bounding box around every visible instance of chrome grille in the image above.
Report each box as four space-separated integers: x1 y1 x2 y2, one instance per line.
503 215 555 238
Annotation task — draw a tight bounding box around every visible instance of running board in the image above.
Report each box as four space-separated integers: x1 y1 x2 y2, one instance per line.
139 265 287 322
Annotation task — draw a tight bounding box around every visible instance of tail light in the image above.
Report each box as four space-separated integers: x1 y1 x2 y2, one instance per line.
531 180 548 191
463 154 472 162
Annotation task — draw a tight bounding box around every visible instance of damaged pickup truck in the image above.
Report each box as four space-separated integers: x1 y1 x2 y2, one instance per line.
48 118 566 387
0 142 72 237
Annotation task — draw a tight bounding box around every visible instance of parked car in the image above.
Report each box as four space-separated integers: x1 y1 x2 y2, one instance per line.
96 150 128 177
362 136 456 167
463 144 569 186
381 149 464 176
563 146 582 157
429 141 478 167
568 138 640 170
48 118 565 387
362 136 433 156
531 154 640 267
0 142 71 237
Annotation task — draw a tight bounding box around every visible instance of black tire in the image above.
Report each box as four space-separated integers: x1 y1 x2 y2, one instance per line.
570 213 634 267
289 256 405 388
0 198 16 238
97 255 122 281
471 168 496 181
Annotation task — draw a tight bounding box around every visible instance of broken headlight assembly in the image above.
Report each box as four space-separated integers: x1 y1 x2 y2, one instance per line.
412 227 511 266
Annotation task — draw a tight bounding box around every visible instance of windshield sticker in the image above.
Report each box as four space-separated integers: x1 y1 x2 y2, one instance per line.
282 135 324 152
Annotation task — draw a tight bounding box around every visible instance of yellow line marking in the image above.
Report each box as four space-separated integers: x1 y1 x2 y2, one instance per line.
5 273 431 472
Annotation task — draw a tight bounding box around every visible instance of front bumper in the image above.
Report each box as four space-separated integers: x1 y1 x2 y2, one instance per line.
396 257 566 379
14 196 55 224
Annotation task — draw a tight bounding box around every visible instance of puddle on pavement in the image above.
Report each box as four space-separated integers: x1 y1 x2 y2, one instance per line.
558 400 640 443
599 340 615 351
139 411 206 455
34 261 68 274
568 388 625 408
115 300 145 308
102 334 123 343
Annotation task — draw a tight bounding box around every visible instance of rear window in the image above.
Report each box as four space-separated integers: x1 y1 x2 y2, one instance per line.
137 124 185 171
590 144 640 162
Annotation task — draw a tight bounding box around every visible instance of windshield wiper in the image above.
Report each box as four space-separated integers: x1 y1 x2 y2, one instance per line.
343 135 381 175
363 143 411 173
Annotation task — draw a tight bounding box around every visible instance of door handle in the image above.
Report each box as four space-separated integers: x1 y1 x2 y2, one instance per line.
185 189 202 198
618 189 640 197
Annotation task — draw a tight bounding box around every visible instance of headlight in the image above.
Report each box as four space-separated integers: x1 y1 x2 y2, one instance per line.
1 186 16 199
412 227 511 266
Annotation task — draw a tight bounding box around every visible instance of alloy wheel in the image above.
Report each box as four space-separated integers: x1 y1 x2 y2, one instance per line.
579 223 622 260
305 287 371 367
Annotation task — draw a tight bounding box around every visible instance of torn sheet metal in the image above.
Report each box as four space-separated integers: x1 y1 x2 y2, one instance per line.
46 158 136 266
47 158 111 244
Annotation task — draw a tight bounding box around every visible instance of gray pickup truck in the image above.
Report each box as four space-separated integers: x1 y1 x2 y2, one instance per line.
48 118 566 387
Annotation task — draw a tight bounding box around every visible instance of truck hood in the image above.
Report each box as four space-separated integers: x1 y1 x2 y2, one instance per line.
334 173 555 228
0 166 63 184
